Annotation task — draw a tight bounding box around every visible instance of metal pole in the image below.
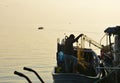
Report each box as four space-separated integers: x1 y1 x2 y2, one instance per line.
14 71 32 83
24 67 45 83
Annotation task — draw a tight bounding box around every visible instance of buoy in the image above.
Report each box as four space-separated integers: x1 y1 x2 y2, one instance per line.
38 27 44 30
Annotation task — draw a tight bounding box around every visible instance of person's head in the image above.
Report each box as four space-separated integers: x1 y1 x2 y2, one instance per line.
69 34 75 39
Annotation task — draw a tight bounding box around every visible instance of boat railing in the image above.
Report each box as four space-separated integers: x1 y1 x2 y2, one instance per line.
95 66 120 83
14 67 45 83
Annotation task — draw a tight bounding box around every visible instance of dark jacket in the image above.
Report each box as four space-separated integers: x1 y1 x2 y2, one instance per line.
64 34 83 55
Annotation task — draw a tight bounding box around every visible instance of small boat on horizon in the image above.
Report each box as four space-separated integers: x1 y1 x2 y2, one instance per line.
38 27 44 30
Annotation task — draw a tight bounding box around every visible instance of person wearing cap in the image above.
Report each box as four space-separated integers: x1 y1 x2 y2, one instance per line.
64 34 83 73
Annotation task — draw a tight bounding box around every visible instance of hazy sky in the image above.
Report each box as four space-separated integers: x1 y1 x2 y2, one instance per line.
1 0 120 43
0 0 120 53
0 0 120 27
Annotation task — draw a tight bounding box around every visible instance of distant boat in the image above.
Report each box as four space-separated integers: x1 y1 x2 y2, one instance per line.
38 27 44 30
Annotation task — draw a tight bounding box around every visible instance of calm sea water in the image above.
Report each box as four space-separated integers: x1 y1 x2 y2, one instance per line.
0 25 103 83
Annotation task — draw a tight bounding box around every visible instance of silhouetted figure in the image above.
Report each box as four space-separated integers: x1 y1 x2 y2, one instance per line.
64 34 83 73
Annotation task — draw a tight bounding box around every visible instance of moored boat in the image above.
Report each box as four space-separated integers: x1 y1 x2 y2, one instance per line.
52 34 102 83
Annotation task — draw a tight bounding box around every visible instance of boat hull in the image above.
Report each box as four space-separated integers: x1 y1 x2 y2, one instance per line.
52 71 100 83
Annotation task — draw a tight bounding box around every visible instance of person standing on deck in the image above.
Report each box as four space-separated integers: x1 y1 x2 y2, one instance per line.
64 34 83 73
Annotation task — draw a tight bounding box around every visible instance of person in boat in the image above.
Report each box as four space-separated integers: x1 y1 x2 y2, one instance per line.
64 34 83 73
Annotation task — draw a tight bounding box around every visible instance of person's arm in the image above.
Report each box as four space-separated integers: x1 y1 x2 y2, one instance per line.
73 34 83 42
